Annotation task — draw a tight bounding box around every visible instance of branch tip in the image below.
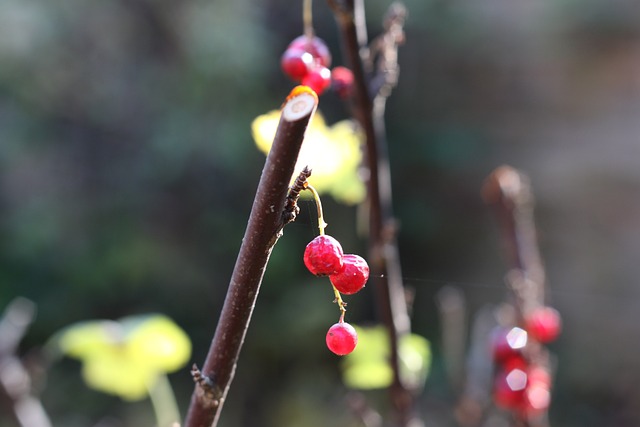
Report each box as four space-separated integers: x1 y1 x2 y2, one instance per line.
282 86 318 121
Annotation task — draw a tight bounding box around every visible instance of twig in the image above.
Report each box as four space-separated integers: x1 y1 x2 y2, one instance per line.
346 391 384 427
482 166 552 427
454 306 496 427
481 166 545 318
183 87 318 427
436 286 467 394
0 298 52 427
327 2 417 426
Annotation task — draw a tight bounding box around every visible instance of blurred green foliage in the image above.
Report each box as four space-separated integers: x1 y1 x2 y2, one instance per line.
341 325 431 390
53 314 191 401
1 0 640 426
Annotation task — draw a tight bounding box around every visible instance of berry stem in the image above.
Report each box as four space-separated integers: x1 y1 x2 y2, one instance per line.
305 183 327 235
303 0 314 39
332 284 347 318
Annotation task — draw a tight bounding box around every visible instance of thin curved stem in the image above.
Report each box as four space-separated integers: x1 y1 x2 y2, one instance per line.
303 0 314 39
332 285 347 318
148 374 180 427
305 183 327 235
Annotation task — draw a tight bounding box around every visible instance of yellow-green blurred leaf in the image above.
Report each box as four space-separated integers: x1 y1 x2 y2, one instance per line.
82 349 154 401
398 333 431 389
341 325 391 389
57 320 124 359
342 361 393 390
340 325 431 390
53 314 191 400
251 109 365 205
126 315 192 372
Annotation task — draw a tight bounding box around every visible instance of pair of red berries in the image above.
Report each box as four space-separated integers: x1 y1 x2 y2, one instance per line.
281 35 354 97
303 235 369 294
490 306 561 416
303 234 369 355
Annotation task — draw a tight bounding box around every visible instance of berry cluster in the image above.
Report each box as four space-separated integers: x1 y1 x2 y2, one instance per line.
300 183 369 356
281 35 354 97
490 306 562 418
304 234 369 356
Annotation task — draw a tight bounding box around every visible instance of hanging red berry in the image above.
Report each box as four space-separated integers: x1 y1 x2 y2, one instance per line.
303 235 344 276
326 321 358 355
329 254 369 295
281 35 332 84
491 326 528 363
331 66 354 98
524 306 562 343
302 65 332 95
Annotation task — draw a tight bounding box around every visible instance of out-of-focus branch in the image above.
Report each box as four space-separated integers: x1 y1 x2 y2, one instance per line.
346 392 384 427
327 2 417 427
481 166 546 317
183 87 318 427
0 298 52 427
453 307 496 427
482 166 552 427
436 286 467 394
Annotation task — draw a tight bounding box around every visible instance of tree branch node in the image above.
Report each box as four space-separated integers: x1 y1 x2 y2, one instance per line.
190 364 221 408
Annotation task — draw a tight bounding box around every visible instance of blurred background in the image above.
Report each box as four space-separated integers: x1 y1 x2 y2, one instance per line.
1 0 640 425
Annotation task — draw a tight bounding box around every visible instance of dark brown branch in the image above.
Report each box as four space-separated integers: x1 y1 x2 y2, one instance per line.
328 2 417 426
183 87 318 427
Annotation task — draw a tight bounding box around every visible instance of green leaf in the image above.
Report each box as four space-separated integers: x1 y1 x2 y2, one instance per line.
53 314 191 400
251 109 365 205
398 333 431 389
340 325 431 390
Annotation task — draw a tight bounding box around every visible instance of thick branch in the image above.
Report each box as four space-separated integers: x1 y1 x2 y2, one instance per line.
183 87 318 427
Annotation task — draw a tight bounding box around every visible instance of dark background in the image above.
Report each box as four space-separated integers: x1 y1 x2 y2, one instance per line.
1 0 640 425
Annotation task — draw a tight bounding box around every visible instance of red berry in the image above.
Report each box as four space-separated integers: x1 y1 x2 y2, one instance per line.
326 321 357 355
493 365 528 409
525 306 562 343
331 66 354 98
288 35 332 68
491 326 528 363
523 366 552 414
302 65 332 95
303 235 344 276
281 48 314 81
329 254 369 294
